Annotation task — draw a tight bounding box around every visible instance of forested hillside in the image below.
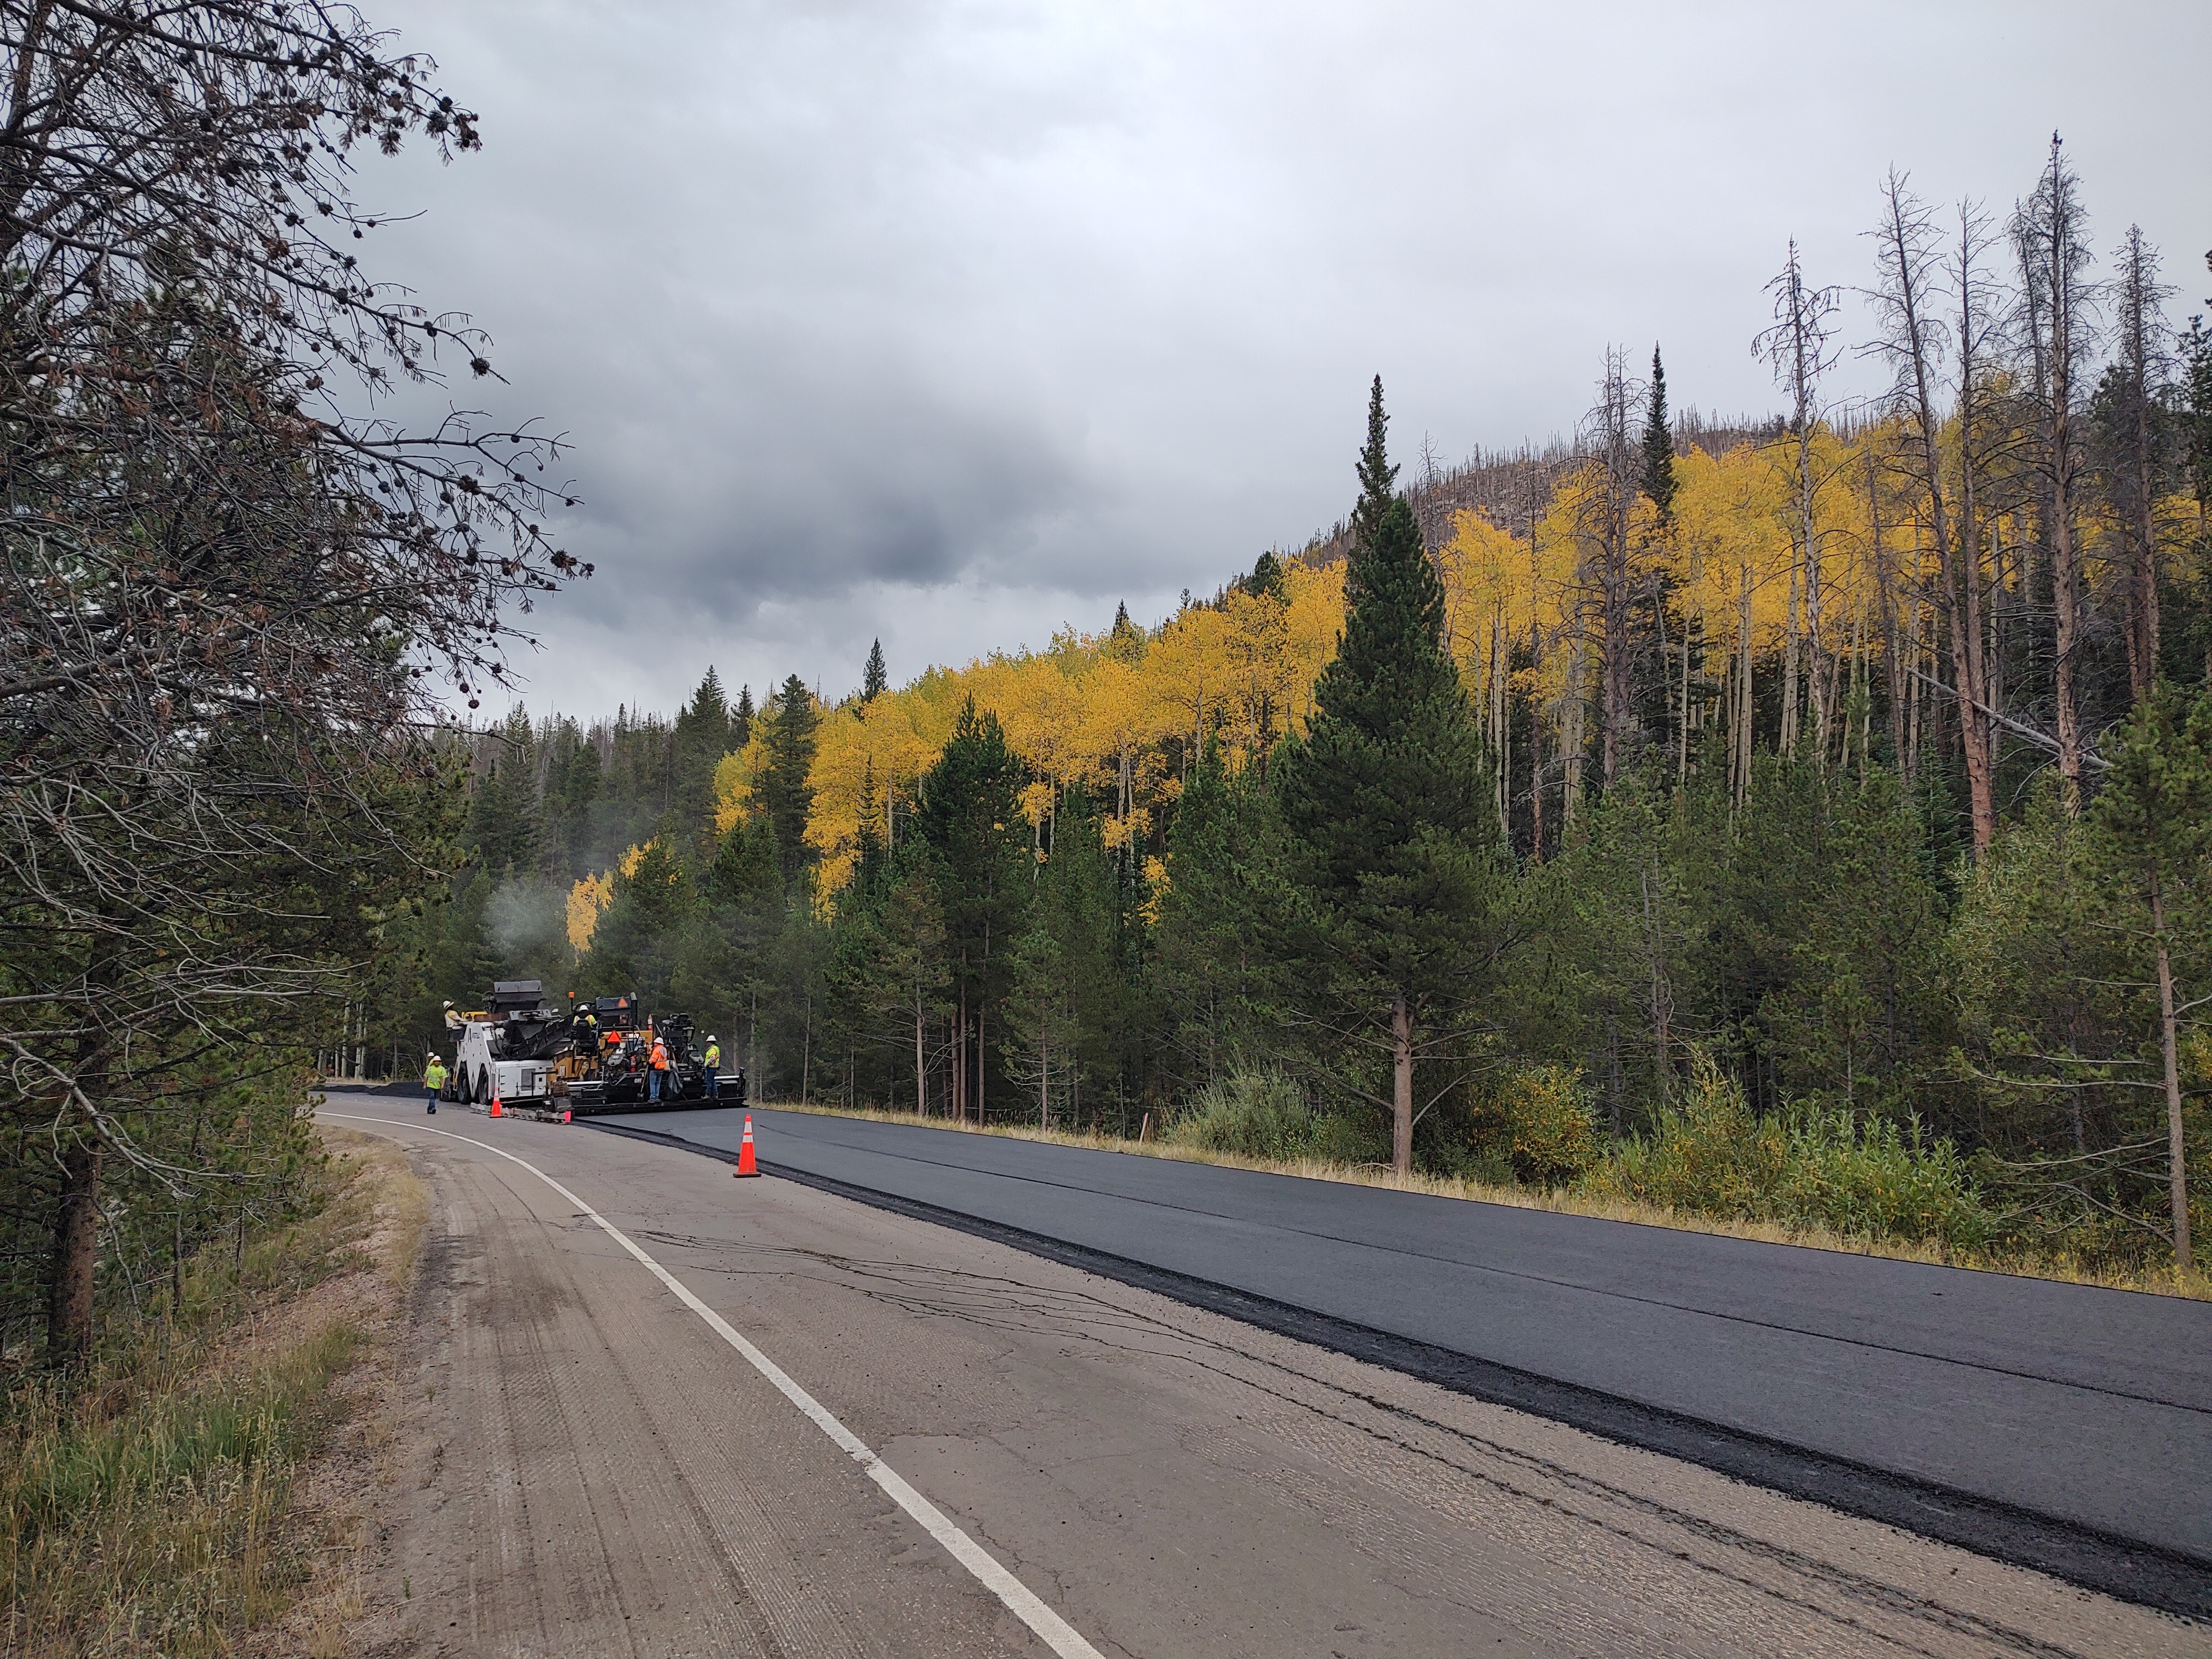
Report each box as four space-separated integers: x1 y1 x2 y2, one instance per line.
385 143 2210 1274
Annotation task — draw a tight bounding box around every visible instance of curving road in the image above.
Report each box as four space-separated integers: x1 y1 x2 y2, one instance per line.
607 1103 2212 1615
321 1098 2200 1656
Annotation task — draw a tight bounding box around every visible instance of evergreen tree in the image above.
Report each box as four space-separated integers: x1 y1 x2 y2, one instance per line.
674 667 733 845
759 674 820 880
465 707 540 876
1154 751 1284 1091
705 815 781 907
1105 602 1144 663
2084 683 2212 1269
732 683 755 750
1641 344 1677 523
1004 791 1127 1129
556 726 603 874
916 698 1031 1120
862 638 888 702
1272 377 1516 1173
1246 550 1286 603
581 838 697 1011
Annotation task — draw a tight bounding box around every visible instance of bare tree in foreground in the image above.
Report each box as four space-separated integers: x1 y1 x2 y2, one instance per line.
1 0 585 1360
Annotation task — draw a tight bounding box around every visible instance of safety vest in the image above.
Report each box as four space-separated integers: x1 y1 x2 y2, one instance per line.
704 1043 720 1068
425 1060 447 1090
651 1041 669 1070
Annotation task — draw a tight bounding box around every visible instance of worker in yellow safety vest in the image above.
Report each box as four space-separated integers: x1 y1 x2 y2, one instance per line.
424 1053 447 1117
649 1034 670 1102
703 1036 721 1099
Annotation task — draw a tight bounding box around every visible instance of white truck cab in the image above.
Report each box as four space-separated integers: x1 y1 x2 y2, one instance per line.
442 980 561 1110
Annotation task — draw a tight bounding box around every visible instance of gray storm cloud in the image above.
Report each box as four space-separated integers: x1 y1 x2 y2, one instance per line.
359 0 2210 718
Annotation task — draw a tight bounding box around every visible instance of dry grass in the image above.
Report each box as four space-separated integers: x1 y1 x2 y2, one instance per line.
1 1129 427 1657
757 1098 2210 1301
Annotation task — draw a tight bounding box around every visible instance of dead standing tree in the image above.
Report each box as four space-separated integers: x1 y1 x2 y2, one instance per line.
1864 171 1999 857
2013 135 2096 812
1 1 584 1361
1754 239 1841 763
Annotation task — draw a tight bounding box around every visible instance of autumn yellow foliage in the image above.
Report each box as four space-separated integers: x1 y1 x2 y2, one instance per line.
698 418 2195 906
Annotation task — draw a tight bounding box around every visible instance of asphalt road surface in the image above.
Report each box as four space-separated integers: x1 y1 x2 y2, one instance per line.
325 1101 2200 1657
601 1104 2212 1614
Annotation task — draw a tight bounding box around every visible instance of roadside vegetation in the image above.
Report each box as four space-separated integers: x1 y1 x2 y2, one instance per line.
2 1131 424 1655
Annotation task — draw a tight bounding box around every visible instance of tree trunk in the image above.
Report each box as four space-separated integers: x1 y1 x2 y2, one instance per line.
48 1140 102 1365
2152 878 2192 1272
1390 990 1414 1177
914 1001 926 1117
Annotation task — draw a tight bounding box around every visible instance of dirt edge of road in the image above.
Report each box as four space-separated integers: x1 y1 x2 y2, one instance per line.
587 1115 2212 1625
239 1128 430 1659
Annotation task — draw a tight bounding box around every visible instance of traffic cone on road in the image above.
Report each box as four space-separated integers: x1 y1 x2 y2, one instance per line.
734 1114 760 1178
489 1096 503 1118
562 1108 572 1124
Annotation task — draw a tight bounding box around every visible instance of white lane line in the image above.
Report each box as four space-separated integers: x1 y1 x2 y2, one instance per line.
321 1110 1105 1659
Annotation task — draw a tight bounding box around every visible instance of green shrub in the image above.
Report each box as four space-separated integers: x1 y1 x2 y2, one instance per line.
1171 1069 1315 1160
1774 1108 1993 1250
1498 1065 1599 1187
1310 1108 1390 1166
1581 1053 1993 1251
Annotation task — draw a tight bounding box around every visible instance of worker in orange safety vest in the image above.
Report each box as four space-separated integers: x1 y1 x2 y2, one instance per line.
649 1032 671 1102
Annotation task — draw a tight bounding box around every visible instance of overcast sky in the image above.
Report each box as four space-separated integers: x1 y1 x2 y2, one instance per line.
362 1 2211 723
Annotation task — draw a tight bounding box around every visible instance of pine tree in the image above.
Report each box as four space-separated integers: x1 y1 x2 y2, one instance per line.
2085 684 2212 1270
731 684 755 750
759 674 820 880
1154 750 1284 1089
917 697 1031 1120
1105 602 1144 664
1272 378 1515 1173
674 668 733 844
1246 550 1286 603
863 638 888 702
1641 345 1677 523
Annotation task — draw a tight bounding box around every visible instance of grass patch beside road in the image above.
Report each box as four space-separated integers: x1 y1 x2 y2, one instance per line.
2 1129 424 1657
752 1097 2208 1301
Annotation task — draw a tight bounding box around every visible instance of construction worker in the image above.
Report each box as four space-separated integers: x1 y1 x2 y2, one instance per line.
424 1052 447 1117
649 1031 670 1102
703 1036 721 1099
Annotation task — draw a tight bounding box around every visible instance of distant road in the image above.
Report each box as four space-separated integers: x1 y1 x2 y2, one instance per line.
611 1103 2212 1613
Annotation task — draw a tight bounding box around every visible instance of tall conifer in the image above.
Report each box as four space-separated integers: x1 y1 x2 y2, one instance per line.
1274 378 1515 1173
760 674 819 880
1641 345 1677 523
863 638 888 702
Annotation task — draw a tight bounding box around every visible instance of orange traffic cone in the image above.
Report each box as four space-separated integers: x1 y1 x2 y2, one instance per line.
562 1108 572 1124
489 1096 503 1118
734 1114 760 1178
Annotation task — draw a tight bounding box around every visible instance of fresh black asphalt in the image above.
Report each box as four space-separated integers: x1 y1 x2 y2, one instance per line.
598 1104 2212 1613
